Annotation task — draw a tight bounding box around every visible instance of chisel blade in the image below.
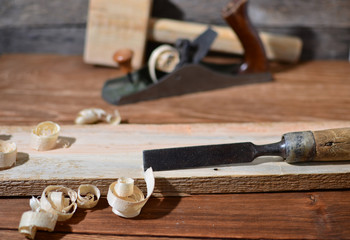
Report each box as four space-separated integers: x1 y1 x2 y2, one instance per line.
143 128 350 171
143 142 257 171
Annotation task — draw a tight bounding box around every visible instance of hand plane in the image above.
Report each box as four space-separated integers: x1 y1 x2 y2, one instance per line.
102 0 272 105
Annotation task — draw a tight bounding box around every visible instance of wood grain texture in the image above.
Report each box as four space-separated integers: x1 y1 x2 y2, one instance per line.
1 55 350 239
1 122 350 196
0 55 350 125
117 61 350 123
313 128 350 161
0 230 187 240
2 191 350 239
84 0 152 68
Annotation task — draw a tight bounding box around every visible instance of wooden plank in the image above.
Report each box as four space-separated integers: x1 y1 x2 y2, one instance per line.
84 0 153 68
0 54 118 125
1 122 350 196
0 230 186 240
2 191 350 239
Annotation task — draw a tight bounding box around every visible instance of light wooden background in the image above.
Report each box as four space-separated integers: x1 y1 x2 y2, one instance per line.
0 0 349 60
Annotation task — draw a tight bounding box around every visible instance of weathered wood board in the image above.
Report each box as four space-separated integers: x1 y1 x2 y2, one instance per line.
84 0 153 68
1 121 350 197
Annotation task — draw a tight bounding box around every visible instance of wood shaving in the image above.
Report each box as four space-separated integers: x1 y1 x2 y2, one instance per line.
75 108 121 125
30 121 60 151
19 185 100 239
39 186 77 221
107 168 154 218
18 211 57 239
0 140 17 169
77 184 101 208
114 177 134 197
148 44 180 83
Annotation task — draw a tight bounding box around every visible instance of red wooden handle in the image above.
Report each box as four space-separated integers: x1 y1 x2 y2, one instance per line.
222 0 269 73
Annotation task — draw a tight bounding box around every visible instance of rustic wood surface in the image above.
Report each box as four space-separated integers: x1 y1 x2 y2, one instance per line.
2 122 350 196
313 128 350 161
1 55 350 239
0 54 350 125
2 191 350 239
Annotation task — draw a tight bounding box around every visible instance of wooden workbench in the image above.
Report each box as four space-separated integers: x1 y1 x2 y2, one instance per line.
1 54 350 239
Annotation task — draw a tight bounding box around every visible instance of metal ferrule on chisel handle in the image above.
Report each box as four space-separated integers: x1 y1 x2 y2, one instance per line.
282 131 316 163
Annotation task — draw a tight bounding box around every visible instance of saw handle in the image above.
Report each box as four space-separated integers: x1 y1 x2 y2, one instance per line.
283 128 350 163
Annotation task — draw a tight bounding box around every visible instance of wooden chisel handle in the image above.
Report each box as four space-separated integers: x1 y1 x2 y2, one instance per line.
283 128 350 163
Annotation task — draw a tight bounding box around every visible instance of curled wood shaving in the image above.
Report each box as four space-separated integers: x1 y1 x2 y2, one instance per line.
0 140 17 169
114 177 135 197
107 168 154 218
19 185 100 239
39 186 77 221
18 211 57 240
77 184 101 208
148 44 180 83
75 108 121 125
30 121 60 151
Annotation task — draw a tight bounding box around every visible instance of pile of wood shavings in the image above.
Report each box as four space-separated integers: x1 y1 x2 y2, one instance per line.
19 185 100 239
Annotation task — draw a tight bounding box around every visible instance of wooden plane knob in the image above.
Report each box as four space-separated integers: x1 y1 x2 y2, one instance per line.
113 49 134 74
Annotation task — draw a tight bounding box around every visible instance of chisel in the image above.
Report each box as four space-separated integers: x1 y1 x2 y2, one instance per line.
143 128 350 171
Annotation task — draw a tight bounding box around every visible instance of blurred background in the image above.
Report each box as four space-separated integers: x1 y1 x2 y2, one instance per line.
0 0 349 61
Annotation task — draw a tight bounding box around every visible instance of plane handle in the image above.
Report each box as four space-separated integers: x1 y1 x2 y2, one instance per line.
222 0 269 73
